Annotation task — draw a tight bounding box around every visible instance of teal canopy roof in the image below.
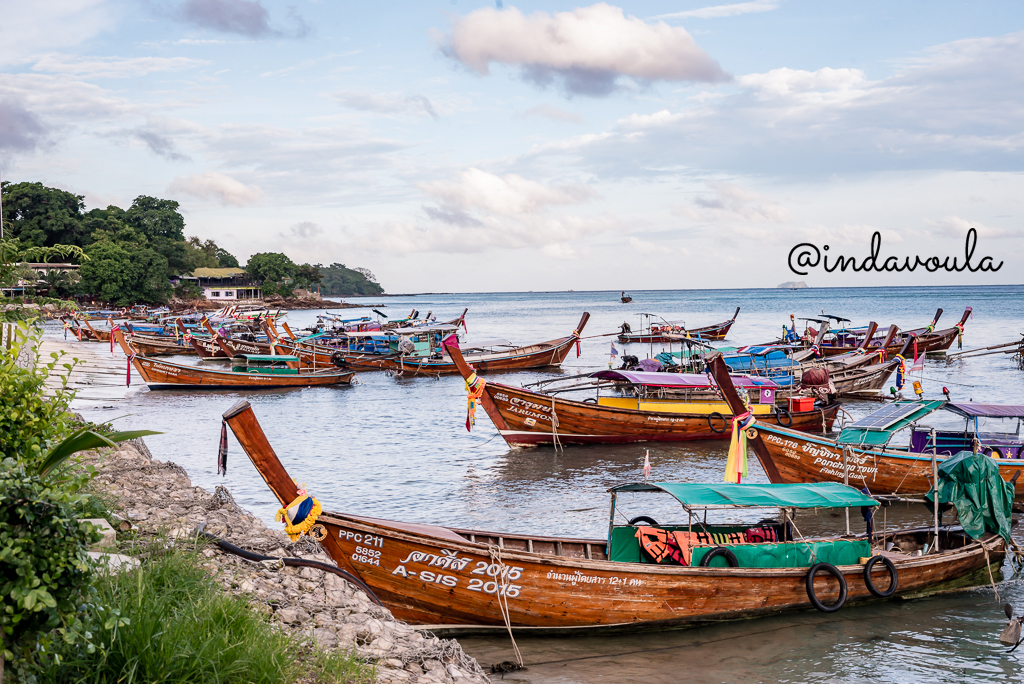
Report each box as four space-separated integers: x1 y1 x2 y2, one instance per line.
240 355 299 362
610 482 877 509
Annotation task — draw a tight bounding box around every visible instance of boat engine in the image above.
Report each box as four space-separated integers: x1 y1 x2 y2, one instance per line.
330 351 349 369
619 354 640 370
1000 603 1024 650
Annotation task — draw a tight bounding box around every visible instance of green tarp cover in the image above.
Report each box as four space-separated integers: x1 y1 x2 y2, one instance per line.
837 400 945 446
612 482 877 509
240 355 300 362
925 450 1014 543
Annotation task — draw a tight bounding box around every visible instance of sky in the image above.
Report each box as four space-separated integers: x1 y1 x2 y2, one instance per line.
1 0 1022 292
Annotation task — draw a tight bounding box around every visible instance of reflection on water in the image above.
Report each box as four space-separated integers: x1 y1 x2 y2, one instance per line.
64 285 1024 681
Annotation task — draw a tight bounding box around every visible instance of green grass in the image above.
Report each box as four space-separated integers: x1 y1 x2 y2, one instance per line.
39 545 373 684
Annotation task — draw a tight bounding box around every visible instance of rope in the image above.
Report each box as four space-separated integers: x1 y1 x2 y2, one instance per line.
980 537 1000 605
487 545 524 668
551 395 563 453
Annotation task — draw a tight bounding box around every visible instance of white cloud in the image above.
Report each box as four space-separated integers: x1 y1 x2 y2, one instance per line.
420 168 594 216
627 236 671 254
441 3 729 95
168 171 264 206
656 1 779 20
522 104 584 124
535 32 1024 178
926 215 1019 239
679 182 790 224
31 54 205 79
0 0 111 67
542 243 578 260
330 91 438 119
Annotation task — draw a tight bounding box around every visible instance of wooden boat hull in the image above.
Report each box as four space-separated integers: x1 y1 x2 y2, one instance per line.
223 401 1006 633
125 333 197 356
619 307 740 343
331 313 590 376
475 380 838 446
130 356 354 389
112 329 354 389
745 421 1024 497
313 514 1000 632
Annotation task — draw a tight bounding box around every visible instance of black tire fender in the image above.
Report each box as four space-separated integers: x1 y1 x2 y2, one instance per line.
699 547 739 568
628 515 660 526
775 406 793 427
806 562 848 612
583 398 598 404
708 412 727 433
863 555 898 598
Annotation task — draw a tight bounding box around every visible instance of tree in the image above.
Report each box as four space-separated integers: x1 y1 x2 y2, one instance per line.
245 252 296 286
295 263 323 290
318 263 384 296
354 266 378 283
215 247 239 268
124 196 185 242
78 241 171 305
0 182 88 248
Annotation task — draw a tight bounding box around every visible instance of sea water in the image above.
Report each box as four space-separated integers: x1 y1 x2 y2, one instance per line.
68 285 1024 682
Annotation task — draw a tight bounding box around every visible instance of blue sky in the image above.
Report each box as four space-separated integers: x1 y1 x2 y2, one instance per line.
1 1 1022 291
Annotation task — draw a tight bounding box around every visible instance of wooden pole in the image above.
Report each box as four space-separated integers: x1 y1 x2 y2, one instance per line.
931 428 940 553
843 447 850 535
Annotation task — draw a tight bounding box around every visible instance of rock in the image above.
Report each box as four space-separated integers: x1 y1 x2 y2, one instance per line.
275 607 310 624
313 628 338 649
81 518 117 548
87 551 141 574
81 438 491 684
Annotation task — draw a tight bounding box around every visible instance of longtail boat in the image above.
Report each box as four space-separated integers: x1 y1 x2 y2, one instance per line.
122 332 198 356
111 329 354 389
706 354 1024 497
325 313 591 376
223 399 1007 634
781 308 971 357
618 307 740 343
446 344 838 446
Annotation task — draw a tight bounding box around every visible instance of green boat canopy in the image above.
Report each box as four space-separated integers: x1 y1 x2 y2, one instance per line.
925 451 1014 543
240 355 300 362
610 482 877 509
837 400 945 447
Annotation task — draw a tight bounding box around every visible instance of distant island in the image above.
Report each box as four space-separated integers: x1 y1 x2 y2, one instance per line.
777 281 809 289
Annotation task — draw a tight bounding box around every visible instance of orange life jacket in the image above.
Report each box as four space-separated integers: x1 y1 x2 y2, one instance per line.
635 527 687 565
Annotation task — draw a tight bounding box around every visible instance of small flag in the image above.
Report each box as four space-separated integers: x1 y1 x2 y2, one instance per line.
610 343 619 357
642 449 651 482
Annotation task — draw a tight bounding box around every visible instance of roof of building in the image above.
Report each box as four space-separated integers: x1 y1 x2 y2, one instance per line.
191 268 247 278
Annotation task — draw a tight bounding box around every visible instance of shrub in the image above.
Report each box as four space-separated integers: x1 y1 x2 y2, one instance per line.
39 545 372 684
0 465 99 679
0 323 77 465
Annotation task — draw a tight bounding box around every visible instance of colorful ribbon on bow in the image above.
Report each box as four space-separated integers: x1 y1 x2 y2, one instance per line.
110 325 120 354
126 352 136 387
954 322 965 349
275 485 322 542
465 372 486 432
810 343 821 358
894 354 906 390
724 412 755 484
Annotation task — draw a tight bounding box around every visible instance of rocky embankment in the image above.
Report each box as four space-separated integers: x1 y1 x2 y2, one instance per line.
90 441 490 684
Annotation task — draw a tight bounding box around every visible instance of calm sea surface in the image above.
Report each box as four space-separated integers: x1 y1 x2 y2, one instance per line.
62 285 1024 682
